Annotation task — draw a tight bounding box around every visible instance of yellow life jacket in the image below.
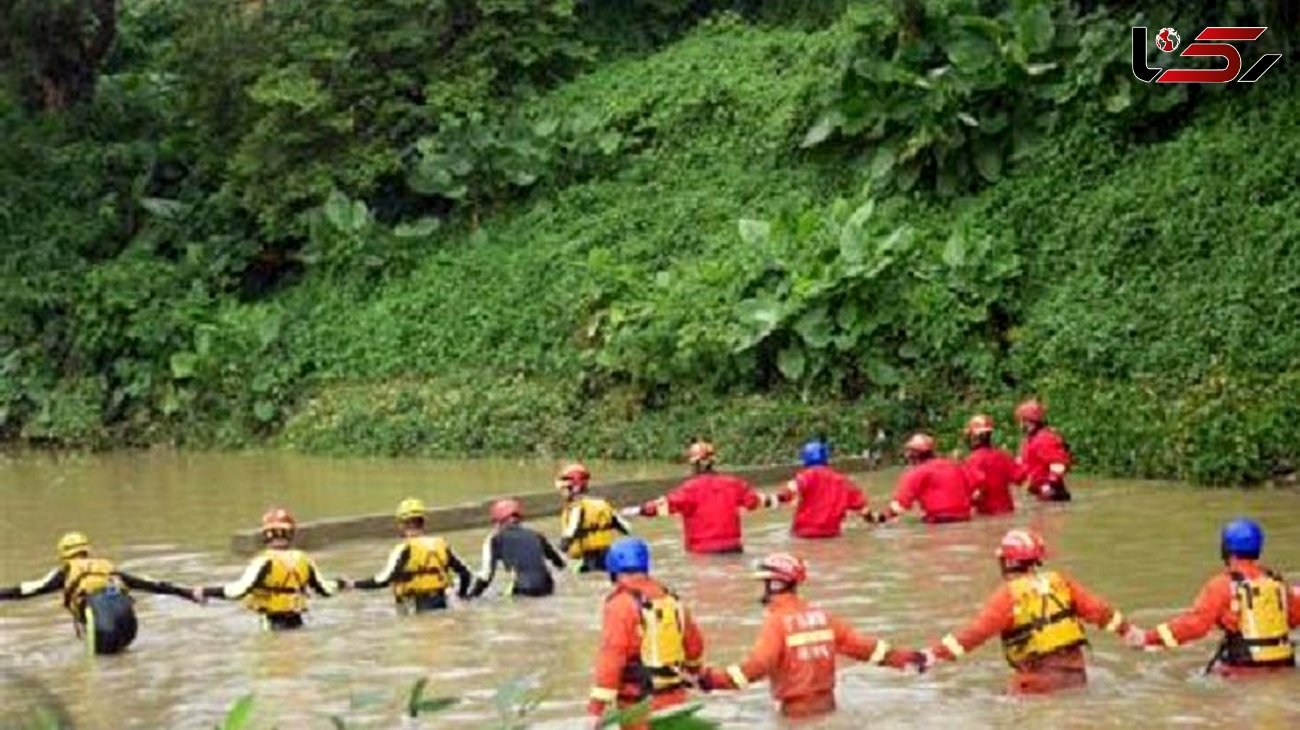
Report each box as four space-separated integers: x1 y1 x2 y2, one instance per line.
564 498 618 558
1220 570 1295 667
1001 570 1089 667
619 588 688 695
62 558 124 616
394 537 451 598
245 550 310 615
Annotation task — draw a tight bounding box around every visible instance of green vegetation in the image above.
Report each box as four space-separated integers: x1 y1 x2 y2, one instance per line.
2 2 1297 485
203 677 718 729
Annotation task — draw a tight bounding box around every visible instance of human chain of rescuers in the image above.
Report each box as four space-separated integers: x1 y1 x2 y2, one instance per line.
2 399 1297 727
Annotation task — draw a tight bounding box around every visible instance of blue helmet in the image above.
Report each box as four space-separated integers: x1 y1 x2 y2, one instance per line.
606 537 651 575
1220 518 1264 559
800 439 830 467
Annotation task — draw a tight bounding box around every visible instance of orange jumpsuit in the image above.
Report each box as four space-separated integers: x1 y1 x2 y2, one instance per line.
1143 559 1300 676
588 575 704 728
700 593 913 718
930 570 1130 694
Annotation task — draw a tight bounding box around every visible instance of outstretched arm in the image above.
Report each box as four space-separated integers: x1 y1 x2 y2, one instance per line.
447 549 474 599
1143 576 1230 649
201 557 270 600
700 616 782 691
541 536 567 571
306 559 342 597
0 568 66 600
353 544 408 591
929 585 1014 662
118 572 199 602
1066 575 1131 638
558 503 583 554
833 616 916 669
469 535 497 598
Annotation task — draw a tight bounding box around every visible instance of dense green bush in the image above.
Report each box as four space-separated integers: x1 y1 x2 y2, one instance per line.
3 1 1298 486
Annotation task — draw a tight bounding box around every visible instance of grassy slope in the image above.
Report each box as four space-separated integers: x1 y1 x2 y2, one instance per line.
274 19 1300 482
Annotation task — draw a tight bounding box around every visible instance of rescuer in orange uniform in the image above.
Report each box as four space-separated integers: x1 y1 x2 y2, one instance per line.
588 537 704 729
637 441 764 554
871 433 973 524
921 528 1134 694
767 440 871 538
1128 518 1298 675
1014 399 1073 502
963 415 1023 516
697 553 920 719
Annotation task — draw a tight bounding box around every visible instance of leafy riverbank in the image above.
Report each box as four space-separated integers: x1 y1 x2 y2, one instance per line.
2 2 1298 485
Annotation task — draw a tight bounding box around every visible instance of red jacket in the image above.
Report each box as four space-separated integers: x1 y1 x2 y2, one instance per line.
641 472 762 553
887 458 972 522
775 466 868 538
965 446 1022 516
701 593 911 718
1018 427 1071 496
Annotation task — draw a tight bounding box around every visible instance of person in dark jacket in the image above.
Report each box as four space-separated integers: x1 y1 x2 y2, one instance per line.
469 500 566 598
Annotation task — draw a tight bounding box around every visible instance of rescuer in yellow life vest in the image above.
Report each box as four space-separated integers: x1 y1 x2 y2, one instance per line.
350 498 474 613
555 463 629 573
587 538 704 729
1127 518 1298 675
920 529 1135 694
0 532 200 654
199 508 347 631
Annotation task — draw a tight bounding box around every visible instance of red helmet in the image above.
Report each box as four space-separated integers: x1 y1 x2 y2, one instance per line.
903 433 935 456
687 441 716 465
555 462 591 492
751 553 807 585
1014 399 1046 425
965 414 994 437
996 528 1047 563
261 508 296 535
490 499 523 524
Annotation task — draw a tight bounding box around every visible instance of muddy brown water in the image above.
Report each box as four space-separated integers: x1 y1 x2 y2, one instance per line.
1 451 1297 729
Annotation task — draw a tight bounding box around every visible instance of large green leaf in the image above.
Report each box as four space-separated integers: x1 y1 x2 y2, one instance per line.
972 137 1003 182
794 306 834 349
776 344 807 381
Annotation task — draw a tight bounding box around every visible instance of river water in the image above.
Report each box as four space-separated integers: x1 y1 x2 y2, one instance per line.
0 451 1297 729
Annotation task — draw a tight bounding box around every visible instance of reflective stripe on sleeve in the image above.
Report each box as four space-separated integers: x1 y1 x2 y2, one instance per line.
589 687 618 702
726 665 750 689
868 640 891 665
888 500 905 515
786 629 835 648
1104 611 1125 633
653 497 669 514
941 634 966 658
1049 463 1067 475
1156 623 1179 648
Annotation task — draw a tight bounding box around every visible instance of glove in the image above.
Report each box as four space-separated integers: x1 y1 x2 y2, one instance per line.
908 649 936 674
1123 626 1147 649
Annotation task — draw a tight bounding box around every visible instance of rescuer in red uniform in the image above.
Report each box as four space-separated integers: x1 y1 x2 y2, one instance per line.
921 528 1134 694
697 553 920 719
963 414 1022 516
1014 399 1073 502
767 439 870 538
1127 518 1298 676
871 433 973 524
637 441 764 554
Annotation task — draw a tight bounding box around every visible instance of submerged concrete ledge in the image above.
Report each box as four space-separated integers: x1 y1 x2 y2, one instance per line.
229 457 880 554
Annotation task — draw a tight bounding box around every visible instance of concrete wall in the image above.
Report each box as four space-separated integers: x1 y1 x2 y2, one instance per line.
229 457 880 554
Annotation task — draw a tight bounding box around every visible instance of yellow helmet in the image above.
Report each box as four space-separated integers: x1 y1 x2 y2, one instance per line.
57 532 91 560
395 497 427 522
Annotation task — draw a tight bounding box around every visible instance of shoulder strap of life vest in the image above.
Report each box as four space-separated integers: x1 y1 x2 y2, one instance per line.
62 558 117 606
261 550 308 594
